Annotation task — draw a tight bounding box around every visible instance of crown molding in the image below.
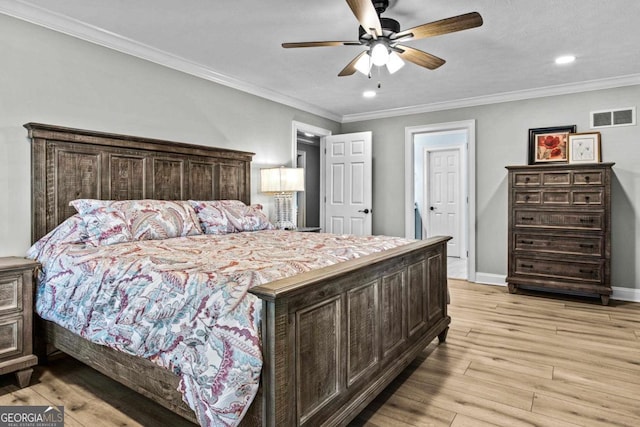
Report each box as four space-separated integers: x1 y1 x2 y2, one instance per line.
0 0 342 123
341 73 640 123
3 1 639 125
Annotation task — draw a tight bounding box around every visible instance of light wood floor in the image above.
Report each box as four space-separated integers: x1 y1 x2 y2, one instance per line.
0 280 638 426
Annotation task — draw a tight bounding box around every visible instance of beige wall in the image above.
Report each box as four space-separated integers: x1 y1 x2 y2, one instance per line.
0 14 339 256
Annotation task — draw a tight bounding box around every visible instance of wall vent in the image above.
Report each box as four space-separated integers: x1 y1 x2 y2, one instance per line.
590 107 636 129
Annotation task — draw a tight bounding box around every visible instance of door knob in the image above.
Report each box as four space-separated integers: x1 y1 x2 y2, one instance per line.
430 206 436 211
358 208 370 214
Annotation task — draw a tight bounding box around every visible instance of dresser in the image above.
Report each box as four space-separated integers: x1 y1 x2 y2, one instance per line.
0 257 39 387
506 163 614 305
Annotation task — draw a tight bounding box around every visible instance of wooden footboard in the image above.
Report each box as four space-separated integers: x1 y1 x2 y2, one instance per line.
38 235 449 426
251 235 451 426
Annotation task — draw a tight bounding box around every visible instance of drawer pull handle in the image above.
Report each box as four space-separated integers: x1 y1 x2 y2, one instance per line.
525 195 530 201
519 240 534 244
585 196 590 201
579 269 594 274
520 264 534 269
525 177 530 182
580 218 595 223
521 217 534 221
579 244 594 248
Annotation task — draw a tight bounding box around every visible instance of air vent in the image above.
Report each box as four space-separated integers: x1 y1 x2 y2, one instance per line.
590 107 636 129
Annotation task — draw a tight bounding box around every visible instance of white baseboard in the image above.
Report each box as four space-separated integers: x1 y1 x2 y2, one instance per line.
473 272 506 287
611 286 640 303
470 273 640 303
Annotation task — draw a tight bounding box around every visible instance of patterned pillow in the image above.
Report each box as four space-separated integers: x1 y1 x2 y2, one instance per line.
223 203 275 232
188 200 243 234
71 199 203 245
26 214 92 261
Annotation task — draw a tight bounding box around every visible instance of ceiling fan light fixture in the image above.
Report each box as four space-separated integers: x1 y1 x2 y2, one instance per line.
354 53 373 75
386 51 405 74
370 42 390 67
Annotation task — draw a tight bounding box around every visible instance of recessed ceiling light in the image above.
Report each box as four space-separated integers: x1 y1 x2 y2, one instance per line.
363 90 376 98
555 55 576 65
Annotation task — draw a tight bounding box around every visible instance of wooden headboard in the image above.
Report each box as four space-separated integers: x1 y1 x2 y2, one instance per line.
26 123 254 243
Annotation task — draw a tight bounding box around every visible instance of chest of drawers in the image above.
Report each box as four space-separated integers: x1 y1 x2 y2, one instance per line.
0 257 39 387
506 163 614 304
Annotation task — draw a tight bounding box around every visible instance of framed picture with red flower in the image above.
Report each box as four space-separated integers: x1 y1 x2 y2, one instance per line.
528 125 576 164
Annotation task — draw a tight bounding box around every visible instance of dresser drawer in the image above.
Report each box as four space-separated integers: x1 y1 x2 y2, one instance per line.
574 170 604 185
541 171 571 186
0 315 23 362
513 189 604 207
514 209 604 230
514 256 603 283
514 233 603 257
0 273 23 316
513 172 541 186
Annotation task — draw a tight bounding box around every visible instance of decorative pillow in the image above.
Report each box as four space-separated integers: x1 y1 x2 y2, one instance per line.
188 200 243 235
223 203 275 232
71 199 202 245
26 214 91 261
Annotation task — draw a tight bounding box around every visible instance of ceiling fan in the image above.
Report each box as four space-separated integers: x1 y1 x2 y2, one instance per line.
282 0 483 77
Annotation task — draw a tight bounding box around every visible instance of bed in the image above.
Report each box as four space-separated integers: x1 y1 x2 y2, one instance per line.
26 123 451 426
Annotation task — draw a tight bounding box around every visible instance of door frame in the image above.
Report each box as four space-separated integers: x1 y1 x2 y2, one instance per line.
404 120 476 282
292 121 332 229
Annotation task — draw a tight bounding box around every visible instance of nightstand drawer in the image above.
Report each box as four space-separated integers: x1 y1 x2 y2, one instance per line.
0 274 23 315
0 316 23 362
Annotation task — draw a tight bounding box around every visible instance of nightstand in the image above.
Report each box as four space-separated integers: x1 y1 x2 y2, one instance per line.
0 257 39 387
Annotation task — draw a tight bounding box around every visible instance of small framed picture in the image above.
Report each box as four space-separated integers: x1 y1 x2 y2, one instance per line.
568 132 601 164
528 125 576 164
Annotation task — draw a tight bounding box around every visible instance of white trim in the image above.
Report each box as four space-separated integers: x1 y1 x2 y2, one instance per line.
3 1 640 124
612 286 640 303
469 278 639 303
0 0 341 123
405 120 476 282
474 273 507 286
342 74 640 123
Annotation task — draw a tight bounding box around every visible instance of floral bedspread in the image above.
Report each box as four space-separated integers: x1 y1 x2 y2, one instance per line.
32 230 413 426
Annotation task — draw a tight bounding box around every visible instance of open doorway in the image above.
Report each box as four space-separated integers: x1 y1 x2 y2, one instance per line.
291 121 332 229
405 120 476 282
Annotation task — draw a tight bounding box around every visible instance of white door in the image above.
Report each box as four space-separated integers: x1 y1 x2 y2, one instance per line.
324 132 372 235
426 148 461 256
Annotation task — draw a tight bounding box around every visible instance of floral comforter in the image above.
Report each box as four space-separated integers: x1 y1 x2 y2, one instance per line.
32 230 413 426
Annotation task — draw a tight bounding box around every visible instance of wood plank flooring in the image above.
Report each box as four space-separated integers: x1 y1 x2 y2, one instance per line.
0 280 638 426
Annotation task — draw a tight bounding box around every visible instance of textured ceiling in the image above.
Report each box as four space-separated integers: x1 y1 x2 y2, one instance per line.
3 0 640 121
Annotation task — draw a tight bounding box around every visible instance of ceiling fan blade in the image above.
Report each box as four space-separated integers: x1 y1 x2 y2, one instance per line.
338 51 368 76
393 12 483 41
346 0 382 36
282 41 361 48
395 45 445 70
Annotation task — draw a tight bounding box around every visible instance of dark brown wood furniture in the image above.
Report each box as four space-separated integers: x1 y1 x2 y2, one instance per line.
26 123 451 426
506 163 614 305
0 257 38 387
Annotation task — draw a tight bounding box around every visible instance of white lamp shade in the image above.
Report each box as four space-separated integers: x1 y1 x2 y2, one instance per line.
371 42 390 66
386 51 405 74
260 167 305 193
355 53 373 75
